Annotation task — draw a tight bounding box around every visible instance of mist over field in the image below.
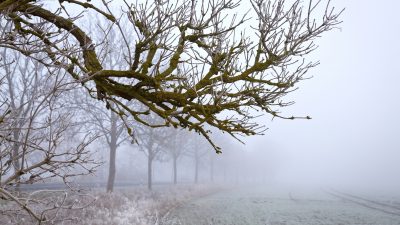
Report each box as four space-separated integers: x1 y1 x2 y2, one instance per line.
106 0 400 193
1 0 400 224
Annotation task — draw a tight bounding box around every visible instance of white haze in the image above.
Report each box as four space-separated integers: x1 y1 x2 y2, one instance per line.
49 0 400 194
243 0 400 192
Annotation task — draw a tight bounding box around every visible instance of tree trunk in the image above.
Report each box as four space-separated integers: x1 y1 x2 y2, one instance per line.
106 111 118 192
106 144 117 192
12 131 21 192
147 156 152 190
194 156 199 184
209 153 214 183
173 157 177 185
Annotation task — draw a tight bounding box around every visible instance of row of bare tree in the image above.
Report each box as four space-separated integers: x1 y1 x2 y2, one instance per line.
85 98 215 192
0 47 100 223
0 43 216 223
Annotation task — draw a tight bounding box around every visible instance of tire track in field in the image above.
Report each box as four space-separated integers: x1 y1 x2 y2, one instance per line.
325 189 400 217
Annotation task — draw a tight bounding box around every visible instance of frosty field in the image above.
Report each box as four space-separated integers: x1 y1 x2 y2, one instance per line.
164 186 400 225
2 184 400 224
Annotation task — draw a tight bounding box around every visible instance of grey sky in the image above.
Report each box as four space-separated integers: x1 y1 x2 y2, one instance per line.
44 0 400 190
105 0 400 190
243 0 400 190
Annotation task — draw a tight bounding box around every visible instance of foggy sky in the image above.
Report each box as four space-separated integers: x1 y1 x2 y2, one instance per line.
45 0 400 191
106 0 400 191
245 0 400 191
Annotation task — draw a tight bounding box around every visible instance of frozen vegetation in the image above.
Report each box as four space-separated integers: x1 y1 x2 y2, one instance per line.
2 184 400 225
3 184 400 225
164 186 400 225
0 185 222 225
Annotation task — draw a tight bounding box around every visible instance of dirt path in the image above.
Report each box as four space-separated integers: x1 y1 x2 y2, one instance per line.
163 186 400 225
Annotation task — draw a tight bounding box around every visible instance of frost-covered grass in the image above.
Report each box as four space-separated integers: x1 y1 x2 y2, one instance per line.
164 186 400 225
4 185 400 225
72 185 222 225
0 184 223 225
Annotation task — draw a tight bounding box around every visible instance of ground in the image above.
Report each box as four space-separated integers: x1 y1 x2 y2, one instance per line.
164 186 400 225
2 184 400 224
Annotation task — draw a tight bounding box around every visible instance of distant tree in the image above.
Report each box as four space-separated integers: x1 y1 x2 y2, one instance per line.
78 96 130 192
0 49 99 223
209 148 216 183
0 0 343 152
75 23 134 192
166 128 191 184
135 113 170 190
186 134 209 184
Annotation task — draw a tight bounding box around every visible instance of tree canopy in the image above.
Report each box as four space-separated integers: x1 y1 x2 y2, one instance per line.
0 0 343 152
